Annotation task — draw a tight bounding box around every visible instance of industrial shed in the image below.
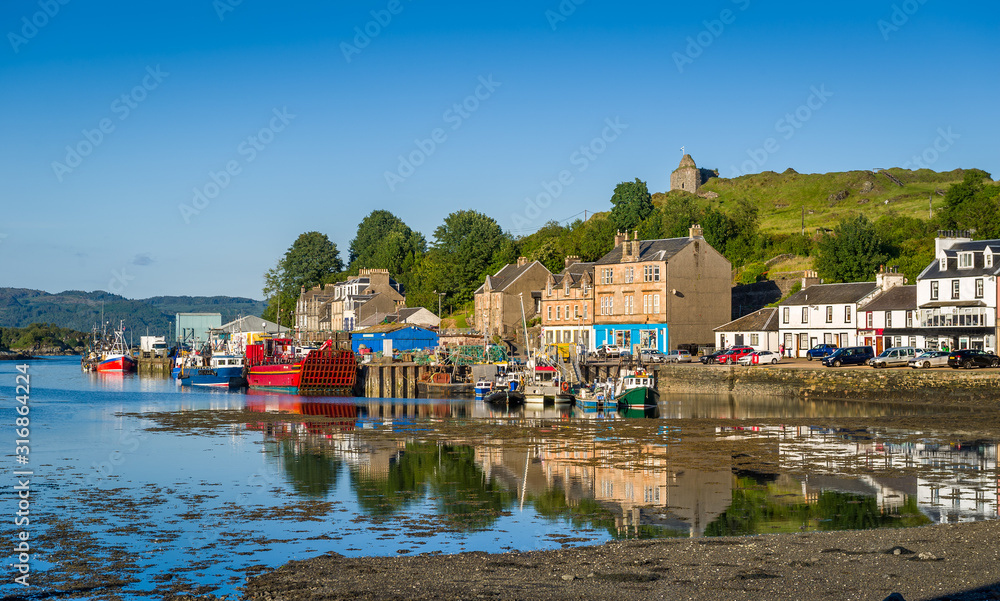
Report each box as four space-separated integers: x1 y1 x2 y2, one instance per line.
351 324 439 354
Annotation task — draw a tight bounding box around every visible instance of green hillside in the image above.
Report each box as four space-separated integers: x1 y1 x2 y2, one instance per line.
653 167 966 235
0 288 266 337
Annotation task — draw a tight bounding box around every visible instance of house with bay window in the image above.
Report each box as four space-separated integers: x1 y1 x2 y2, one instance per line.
914 231 999 352
713 307 780 351
591 226 731 353
540 256 595 349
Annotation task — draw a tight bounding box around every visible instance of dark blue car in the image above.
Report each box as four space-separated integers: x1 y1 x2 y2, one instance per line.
821 346 875 367
805 343 838 361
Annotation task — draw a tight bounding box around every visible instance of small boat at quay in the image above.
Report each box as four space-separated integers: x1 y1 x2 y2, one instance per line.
474 379 494 398
614 367 659 408
179 354 246 388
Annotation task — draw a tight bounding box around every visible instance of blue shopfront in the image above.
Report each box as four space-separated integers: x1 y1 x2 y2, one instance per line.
593 324 669 353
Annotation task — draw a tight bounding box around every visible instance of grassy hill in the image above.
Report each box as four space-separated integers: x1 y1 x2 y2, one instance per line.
652 167 968 235
0 288 266 337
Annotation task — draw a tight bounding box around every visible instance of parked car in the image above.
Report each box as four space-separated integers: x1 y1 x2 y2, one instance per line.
664 349 693 363
738 350 780 365
716 346 755 365
871 347 925 368
908 350 951 369
947 348 1000 369
700 349 728 364
805 343 838 361
640 349 669 363
821 346 875 367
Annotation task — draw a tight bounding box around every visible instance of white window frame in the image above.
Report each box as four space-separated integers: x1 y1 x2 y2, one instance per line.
844 306 852 323
976 278 984 298
801 307 809 324
826 306 833 323
931 281 939 300
940 257 947 270
959 252 974 269
782 307 789 324
952 279 960 300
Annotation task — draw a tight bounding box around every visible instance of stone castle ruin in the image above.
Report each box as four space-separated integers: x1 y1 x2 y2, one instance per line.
669 154 717 194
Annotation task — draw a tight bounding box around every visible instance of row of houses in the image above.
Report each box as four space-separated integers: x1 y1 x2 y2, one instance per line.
474 226 733 354
295 268 440 340
717 231 998 356
474 228 1000 358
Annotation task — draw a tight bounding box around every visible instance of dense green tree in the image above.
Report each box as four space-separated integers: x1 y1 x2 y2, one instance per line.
262 231 343 325
348 210 427 278
609 178 654 231
815 215 891 283
428 210 509 306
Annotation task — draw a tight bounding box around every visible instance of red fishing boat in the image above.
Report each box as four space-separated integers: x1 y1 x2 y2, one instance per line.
245 338 357 395
83 321 136 373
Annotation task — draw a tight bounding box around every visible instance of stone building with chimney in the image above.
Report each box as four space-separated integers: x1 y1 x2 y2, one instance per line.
540 256 596 349
474 257 551 344
592 226 732 352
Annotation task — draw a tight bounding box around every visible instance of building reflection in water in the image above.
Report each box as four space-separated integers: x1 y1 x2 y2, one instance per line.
240 395 997 540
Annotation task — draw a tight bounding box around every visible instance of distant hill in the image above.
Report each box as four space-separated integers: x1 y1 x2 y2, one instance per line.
0 288 266 337
652 167 968 235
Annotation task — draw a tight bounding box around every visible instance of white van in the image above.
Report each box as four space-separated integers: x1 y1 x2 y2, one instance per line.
871 346 925 368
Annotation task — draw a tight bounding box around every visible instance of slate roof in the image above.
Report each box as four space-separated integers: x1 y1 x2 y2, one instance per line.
595 238 692 265
918 240 1000 280
861 286 917 312
475 261 549 294
552 262 595 286
781 282 878 306
714 308 778 333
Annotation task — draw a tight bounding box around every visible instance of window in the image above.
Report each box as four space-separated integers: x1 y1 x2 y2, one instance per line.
931 281 939 300
644 265 661 282
583 304 588 319
909 336 917 347
976 278 984 298
885 311 892 328
556 306 561 320
801 307 809 324
565 304 570 320
959 252 974 268
653 294 660 314
987 253 994 268
826 306 833 323
952 280 960 300
782 307 789 324
624 295 634 315
600 296 612 315
939 257 947 270
906 311 913 328
546 282 552 297
601 268 613 285
574 305 580 318
845 306 852 323
624 267 634 283
547 307 552 321
866 312 873 328
751 333 760 345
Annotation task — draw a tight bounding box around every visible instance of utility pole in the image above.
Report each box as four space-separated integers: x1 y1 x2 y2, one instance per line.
929 195 933 219
801 206 805 236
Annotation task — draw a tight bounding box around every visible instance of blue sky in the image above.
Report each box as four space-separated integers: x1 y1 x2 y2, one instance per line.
2 0 998 299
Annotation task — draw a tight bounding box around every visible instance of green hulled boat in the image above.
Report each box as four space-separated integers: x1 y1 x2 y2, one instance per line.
614 369 660 408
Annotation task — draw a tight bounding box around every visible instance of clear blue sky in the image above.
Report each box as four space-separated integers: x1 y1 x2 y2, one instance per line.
2 0 998 299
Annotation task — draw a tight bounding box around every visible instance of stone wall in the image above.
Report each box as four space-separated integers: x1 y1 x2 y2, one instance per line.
653 364 1000 403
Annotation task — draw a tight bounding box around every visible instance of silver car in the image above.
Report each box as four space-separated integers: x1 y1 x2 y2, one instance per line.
664 350 693 363
908 350 950 369
871 347 925 368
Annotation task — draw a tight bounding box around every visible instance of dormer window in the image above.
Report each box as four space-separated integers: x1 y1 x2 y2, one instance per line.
939 257 947 271
959 252 973 269
987 253 994 268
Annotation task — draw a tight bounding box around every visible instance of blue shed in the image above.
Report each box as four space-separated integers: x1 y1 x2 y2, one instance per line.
352 324 439 353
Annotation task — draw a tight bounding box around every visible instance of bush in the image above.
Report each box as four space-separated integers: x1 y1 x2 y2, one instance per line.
737 262 768 285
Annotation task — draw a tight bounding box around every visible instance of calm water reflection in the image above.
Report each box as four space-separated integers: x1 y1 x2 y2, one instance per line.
0 357 995 599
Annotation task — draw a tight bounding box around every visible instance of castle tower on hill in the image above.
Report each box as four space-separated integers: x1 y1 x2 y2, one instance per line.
670 153 701 193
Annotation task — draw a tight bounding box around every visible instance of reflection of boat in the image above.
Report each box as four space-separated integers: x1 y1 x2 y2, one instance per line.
618 404 660 418
179 354 245 388
614 367 659 408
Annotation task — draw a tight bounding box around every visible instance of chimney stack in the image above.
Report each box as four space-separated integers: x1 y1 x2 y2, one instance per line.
614 231 628 247
517 256 528 268
564 255 580 269
689 224 704 238
802 270 820 289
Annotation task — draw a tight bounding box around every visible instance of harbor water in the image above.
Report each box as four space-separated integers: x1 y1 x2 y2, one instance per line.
1 356 997 599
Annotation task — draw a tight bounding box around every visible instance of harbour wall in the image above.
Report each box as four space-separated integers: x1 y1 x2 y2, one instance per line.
648 364 1000 403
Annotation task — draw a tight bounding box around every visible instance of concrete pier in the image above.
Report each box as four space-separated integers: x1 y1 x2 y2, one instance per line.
361 362 426 398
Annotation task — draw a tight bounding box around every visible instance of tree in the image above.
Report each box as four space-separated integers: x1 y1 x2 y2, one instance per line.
430 210 509 306
262 231 343 325
609 178 654 231
348 210 427 278
815 215 891 283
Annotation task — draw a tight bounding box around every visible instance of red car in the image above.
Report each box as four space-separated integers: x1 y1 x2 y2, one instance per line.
716 346 755 365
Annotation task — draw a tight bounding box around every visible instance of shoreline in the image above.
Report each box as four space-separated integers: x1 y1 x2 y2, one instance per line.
244 520 1000 601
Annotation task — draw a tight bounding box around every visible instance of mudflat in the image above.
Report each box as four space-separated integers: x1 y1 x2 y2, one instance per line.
244 520 1000 601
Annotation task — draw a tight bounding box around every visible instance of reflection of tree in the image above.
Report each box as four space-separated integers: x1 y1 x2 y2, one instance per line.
350 443 515 530
280 440 341 498
705 477 931 536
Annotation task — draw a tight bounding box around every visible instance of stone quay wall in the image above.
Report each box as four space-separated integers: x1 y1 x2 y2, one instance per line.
652 364 1000 403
